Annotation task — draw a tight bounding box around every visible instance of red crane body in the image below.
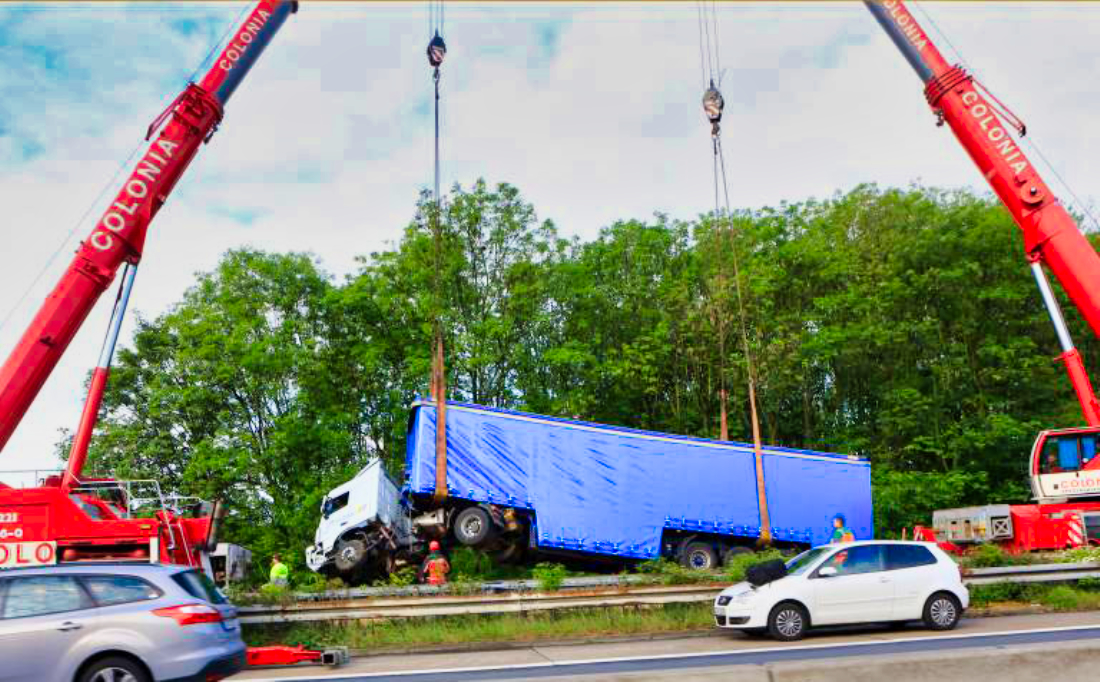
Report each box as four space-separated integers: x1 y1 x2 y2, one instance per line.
0 1 296 571
0 0 297 460
868 0 1100 430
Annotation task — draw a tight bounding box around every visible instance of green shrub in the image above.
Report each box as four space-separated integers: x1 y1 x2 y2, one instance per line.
968 582 1031 606
1061 547 1100 564
532 563 567 592
959 544 1033 568
256 584 293 605
387 566 419 587
297 572 329 594
725 548 785 583
449 547 495 581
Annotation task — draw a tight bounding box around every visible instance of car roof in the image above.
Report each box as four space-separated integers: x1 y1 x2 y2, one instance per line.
813 540 942 549
0 562 194 578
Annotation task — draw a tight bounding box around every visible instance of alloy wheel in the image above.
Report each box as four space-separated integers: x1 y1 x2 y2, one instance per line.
930 597 956 627
775 608 803 638
90 668 138 682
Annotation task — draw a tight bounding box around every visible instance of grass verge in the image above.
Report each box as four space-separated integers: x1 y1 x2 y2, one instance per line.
969 580 1100 610
243 603 715 650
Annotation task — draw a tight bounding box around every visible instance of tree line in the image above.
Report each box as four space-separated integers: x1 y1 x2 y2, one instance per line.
76 181 1100 569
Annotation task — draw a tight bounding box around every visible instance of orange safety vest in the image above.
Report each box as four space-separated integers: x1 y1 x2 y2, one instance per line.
425 556 450 585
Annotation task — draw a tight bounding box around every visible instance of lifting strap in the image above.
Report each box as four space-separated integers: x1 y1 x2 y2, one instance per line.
427 0 449 503
697 0 771 546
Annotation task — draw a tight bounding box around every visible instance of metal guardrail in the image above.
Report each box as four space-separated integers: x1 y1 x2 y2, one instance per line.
237 561 1100 625
238 584 720 625
961 561 1100 586
284 574 650 602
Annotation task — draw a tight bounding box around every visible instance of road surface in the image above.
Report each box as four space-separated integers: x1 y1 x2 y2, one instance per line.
233 611 1100 681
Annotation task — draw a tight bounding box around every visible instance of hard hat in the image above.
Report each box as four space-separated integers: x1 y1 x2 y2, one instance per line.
429 540 441 551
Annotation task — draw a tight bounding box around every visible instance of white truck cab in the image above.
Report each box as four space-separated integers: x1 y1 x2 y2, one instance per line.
306 460 411 580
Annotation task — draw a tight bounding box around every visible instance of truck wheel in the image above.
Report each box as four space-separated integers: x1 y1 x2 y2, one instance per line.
722 546 752 566
454 507 493 546
489 542 520 563
334 538 367 573
680 542 719 570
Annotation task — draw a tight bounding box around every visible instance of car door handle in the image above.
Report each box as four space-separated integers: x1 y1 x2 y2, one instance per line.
878 577 891 583
57 621 83 632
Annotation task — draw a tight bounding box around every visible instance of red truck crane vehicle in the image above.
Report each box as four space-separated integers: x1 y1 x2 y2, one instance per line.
0 0 297 572
866 1 1100 552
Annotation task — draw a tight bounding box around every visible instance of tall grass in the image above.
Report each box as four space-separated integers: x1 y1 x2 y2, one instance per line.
244 603 715 650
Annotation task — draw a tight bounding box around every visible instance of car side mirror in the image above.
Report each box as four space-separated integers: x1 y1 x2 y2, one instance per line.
817 566 838 578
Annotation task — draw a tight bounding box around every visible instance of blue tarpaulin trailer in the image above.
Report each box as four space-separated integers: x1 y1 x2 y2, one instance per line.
404 400 873 562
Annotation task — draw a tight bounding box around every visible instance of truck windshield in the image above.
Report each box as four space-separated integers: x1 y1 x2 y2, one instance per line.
785 547 831 576
322 492 349 519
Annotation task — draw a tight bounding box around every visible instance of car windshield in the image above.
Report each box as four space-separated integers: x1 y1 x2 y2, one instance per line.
785 547 832 576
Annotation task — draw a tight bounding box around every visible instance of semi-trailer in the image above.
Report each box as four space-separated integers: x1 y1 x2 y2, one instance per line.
307 400 873 583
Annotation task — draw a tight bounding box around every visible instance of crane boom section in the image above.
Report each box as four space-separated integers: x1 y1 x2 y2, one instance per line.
0 1 296 454
867 0 1100 426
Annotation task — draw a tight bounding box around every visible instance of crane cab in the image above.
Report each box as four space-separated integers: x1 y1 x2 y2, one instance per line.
1031 427 1100 502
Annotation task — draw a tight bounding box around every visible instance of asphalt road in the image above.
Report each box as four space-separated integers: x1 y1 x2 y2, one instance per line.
234 611 1100 682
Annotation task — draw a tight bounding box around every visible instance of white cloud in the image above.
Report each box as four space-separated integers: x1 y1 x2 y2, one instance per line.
1 2 1098 475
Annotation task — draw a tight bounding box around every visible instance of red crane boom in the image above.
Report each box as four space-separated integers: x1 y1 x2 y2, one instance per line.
0 0 298 458
866 0 1100 427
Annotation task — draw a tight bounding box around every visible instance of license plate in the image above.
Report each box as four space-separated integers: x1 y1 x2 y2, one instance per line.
0 541 57 568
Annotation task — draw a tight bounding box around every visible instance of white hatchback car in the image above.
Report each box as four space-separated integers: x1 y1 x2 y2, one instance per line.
714 541 969 641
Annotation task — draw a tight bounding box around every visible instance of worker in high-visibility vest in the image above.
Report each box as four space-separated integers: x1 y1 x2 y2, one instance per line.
269 553 290 587
831 514 855 544
419 541 450 585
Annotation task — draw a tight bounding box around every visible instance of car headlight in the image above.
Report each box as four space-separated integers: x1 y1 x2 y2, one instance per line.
716 595 732 606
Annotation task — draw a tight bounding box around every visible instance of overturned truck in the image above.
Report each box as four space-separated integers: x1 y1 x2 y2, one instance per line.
307 401 873 583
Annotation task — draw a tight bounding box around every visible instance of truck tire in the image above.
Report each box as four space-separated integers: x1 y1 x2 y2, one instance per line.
334 537 368 574
454 506 493 546
722 546 752 566
680 541 719 570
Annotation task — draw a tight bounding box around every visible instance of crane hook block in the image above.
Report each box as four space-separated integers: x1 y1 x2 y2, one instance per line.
702 86 724 124
427 32 447 68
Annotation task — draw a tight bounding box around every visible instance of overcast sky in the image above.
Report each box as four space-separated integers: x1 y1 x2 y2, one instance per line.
1 1 1098 477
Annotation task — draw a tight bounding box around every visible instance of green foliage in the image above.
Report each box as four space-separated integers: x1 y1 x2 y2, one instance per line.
724 549 786 583
79 181 1100 566
959 544 1034 568
968 582 1034 606
971 582 1100 610
1060 547 1100 564
449 547 496 582
387 566 419 587
255 584 293 605
532 562 568 592
244 603 713 650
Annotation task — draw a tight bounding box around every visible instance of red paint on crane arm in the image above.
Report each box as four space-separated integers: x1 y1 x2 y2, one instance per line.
0 1 295 455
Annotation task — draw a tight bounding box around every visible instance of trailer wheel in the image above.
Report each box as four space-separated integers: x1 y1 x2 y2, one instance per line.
334 537 367 574
454 507 493 546
680 541 719 570
722 546 752 566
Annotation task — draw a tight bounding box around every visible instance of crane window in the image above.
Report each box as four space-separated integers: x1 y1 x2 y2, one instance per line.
1083 436 1098 468
1039 434 1100 474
